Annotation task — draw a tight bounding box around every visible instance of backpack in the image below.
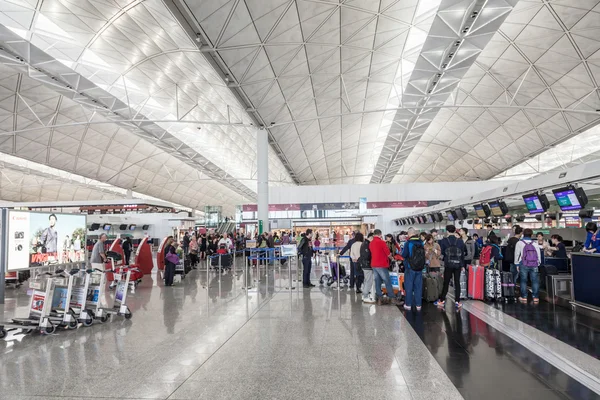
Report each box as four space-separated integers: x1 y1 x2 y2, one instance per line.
357 241 371 269
444 237 462 269
479 245 493 267
521 240 539 267
505 238 517 263
408 240 426 271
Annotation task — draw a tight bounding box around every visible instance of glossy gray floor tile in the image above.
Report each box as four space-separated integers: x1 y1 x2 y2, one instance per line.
0 261 463 399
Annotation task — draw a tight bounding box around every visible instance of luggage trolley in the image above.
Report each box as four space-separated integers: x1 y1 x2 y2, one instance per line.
68 267 97 327
0 267 80 337
85 254 137 322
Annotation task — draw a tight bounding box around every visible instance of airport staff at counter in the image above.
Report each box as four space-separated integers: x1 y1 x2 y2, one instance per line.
584 222 600 254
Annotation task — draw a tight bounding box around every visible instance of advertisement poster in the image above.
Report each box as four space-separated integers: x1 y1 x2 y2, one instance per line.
70 287 87 308
86 286 100 305
7 211 87 271
115 282 126 304
30 290 46 314
359 197 367 214
51 287 69 310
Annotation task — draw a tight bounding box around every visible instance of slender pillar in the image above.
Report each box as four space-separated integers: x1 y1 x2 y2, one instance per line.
257 128 269 234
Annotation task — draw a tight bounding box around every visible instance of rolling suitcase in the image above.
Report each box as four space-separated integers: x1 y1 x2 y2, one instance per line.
501 271 515 301
459 269 468 300
423 273 440 302
468 265 484 300
485 267 502 301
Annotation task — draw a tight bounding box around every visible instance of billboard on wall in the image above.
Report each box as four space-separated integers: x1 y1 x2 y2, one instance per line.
7 211 87 271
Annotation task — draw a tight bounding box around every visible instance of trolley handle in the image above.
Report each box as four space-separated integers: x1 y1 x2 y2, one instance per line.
68 268 80 275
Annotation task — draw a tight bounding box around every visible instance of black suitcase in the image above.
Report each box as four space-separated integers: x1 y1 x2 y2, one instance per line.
501 271 516 301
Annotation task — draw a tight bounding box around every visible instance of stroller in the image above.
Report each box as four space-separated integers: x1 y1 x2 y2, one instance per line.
318 252 349 287
211 244 232 271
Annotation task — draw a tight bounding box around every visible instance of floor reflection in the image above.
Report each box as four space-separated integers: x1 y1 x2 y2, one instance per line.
403 304 599 400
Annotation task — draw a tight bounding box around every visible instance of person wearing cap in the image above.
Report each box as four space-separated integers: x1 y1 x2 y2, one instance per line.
401 228 424 311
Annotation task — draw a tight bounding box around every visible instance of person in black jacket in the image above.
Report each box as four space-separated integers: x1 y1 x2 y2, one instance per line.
506 226 522 284
122 237 132 265
298 229 315 288
164 237 176 286
435 225 466 309
339 232 357 289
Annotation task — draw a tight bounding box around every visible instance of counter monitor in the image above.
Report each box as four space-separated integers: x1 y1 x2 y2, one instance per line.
552 186 588 211
488 200 508 217
522 193 549 214
473 204 490 218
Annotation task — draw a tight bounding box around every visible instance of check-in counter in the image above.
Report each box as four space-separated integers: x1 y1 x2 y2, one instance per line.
571 253 600 313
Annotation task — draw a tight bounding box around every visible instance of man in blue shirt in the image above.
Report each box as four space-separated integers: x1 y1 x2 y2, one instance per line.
584 222 600 254
402 228 424 311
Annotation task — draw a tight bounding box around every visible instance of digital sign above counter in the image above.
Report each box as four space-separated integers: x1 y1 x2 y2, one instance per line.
488 200 508 217
522 193 550 214
552 186 588 211
473 204 490 218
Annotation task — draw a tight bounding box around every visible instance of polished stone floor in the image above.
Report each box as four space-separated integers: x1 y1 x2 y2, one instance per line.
1 259 599 400
0 260 461 399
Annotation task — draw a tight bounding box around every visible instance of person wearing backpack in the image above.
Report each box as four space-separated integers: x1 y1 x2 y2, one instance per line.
369 229 402 306
505 226 523 285
358 233 375 303
514 228 542 303
401 228 425 311
434 225 466 309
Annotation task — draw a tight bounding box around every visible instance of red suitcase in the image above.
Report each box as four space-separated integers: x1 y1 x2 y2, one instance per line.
468 264 484 300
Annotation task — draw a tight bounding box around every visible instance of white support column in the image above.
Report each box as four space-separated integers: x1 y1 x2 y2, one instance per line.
257 128 269 234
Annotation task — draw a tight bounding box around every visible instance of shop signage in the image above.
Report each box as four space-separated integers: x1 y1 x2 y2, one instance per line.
242 200 447 212
367 201 428 209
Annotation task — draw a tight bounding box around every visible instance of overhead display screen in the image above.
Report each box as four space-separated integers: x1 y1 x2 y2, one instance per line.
488 201 507 217
522 193 548 214
473 204 490 218
446 210 455 221
552 187 586 211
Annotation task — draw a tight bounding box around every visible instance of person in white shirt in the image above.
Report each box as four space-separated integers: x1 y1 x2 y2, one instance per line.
514 228 542 304
218 234 232 253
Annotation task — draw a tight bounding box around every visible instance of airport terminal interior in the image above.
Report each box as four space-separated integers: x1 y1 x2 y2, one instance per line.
1 0 600 399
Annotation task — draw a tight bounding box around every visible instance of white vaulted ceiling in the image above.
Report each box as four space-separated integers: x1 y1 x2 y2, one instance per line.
0 0 294 210
178 0 443 184
396 0 600 184
175 0 600 184
0 0 599 205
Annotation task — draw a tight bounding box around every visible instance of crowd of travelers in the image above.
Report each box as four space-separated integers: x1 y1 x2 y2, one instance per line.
293 221 600 311
161 222 600 306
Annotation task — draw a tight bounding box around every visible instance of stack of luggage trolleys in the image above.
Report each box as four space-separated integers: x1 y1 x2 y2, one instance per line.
0 260 138 339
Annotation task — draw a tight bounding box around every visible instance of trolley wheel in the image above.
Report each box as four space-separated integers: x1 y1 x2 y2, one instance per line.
68 319 78 329
82 316 93 327
25 329 34 334
327 277 334 287
124 308 132 320
0 329 6 339
42 324 55 335
319 278 324 285
100 315 109 323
